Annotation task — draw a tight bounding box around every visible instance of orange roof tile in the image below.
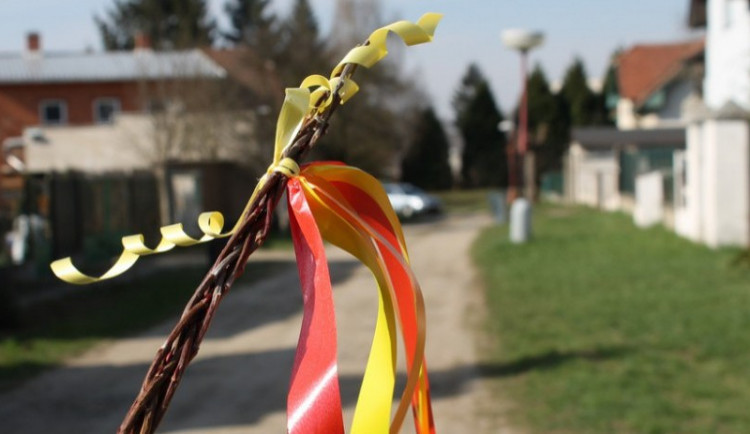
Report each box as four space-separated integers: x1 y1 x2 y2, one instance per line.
617 39 704 107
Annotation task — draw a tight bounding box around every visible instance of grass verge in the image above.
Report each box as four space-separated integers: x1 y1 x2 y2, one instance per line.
434 189 493 214
473 203 750 433
0 257 291 391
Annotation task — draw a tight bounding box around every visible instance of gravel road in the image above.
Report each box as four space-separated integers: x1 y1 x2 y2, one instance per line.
0 213 514 433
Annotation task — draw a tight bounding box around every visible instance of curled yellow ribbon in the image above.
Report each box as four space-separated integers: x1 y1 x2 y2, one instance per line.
50 12 443 285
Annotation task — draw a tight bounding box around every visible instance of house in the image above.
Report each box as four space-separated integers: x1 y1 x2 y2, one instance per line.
0 33 225 217
567 0 750 247
610 39 704 130
565 39 701 217
673 0 750 247
565 128 685 216
0 33 283 265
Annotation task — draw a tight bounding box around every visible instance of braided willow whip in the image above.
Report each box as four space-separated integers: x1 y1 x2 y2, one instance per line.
117 65 354 433
42 14 441 434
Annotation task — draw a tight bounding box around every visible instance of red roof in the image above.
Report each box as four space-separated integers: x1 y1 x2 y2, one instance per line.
202 48 284 105
617 39 704 107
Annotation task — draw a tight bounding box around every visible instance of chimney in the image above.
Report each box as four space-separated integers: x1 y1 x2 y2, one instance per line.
134 31 151 50
26 32 40 52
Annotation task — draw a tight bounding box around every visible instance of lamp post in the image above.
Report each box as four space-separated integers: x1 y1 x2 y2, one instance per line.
501 29 544 201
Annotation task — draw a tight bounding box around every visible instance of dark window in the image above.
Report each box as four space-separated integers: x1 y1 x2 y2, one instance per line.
94 98 121 123
39 100 67 125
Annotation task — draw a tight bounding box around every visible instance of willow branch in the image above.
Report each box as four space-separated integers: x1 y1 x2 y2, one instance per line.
118 62 356 434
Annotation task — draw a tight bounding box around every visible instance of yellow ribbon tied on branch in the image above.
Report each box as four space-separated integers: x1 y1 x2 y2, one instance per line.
51 12 442 285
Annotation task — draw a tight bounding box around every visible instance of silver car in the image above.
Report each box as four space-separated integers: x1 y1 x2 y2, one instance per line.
382 182 443 219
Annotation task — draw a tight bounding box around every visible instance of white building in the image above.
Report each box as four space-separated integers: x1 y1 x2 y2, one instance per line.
694 0 750 110
674 0 750 247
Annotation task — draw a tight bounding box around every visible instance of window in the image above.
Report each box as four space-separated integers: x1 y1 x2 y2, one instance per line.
93 98 121 124
39 100 67 125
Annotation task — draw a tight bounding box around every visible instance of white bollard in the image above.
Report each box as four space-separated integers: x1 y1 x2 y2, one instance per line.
509 198 532 244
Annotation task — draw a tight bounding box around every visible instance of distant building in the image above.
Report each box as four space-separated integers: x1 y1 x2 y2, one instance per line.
565 39 702 218
0 33 284 266
565 128 685 214
609 40 704 130
0 33 281 218
0 33 225 217
560 0 750 248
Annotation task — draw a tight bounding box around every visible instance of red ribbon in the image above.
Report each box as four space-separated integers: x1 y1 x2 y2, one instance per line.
286 163 435 433
287 179 345 434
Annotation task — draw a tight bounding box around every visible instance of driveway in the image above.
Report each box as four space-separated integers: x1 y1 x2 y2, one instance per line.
0 213 513 433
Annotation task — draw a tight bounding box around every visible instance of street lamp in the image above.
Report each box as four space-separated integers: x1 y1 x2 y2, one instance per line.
501 29 544 201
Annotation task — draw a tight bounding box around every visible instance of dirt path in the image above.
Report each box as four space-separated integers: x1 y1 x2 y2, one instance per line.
0 213 513 433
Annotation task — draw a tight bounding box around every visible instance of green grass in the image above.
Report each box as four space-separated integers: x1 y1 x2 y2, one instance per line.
0 258 291 391
473 204 750 433
434 188 494 214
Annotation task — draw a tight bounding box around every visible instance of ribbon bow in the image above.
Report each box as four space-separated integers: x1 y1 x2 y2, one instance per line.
50 12 443 434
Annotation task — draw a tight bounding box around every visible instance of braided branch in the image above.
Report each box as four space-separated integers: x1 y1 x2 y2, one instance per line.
118 63 357 434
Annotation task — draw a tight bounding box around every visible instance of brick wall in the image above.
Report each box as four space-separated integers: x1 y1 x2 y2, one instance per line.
0 81 143 127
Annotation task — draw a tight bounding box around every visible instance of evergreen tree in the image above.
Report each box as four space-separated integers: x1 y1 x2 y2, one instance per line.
454 64 507 188
600 58 620 125
276 0 329 84
401 106 453 190
560 58 598 126
222 0 277 55
96 0 215 50
526 64 570 172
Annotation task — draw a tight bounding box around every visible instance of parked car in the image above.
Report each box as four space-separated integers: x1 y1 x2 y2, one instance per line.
382 182 443 219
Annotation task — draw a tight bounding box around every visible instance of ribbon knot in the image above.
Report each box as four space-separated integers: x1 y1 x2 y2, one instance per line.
271 157 300 178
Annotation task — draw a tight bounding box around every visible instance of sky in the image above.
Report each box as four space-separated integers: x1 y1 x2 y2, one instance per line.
0 0 703 119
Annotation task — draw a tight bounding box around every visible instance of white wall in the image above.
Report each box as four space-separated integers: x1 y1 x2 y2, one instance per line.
616 99 638 130
24 114 154 173
704 119 749 246
675 125 705 241
566 143 621 210
634 171 664 227
661 79 695 122
705 0 750 110
23 111 254 174
676 117 750 247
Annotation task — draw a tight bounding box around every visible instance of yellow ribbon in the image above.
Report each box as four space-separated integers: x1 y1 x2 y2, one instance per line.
50 12 442 285
297 178 398 432
299 171 430 433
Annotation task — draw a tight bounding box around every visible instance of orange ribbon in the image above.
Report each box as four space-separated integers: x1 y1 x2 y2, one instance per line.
288 163 434 433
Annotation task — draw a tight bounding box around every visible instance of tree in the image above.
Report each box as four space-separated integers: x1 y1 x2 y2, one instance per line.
560 58 597 126
278 0 419 179
222 0 278 57
401 106 453 190
275 0 329 84
96 0 215 50
560 58 609 126
600 57 620 125
313 76 414 178
454 64 507 188
525 64 570 172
